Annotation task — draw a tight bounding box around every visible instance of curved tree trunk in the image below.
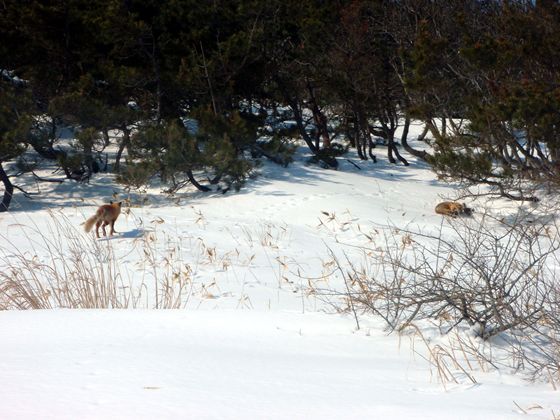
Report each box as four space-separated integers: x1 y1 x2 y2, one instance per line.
287 99 318 153
355 131 366 160
102 127 111 147
389 140 409 166
382 120 409 166
307 82 331 149
417 123 429 142
0 163 14 212
30 141 67 161
387 137 396 164
186 170 211 192
367 138 377 162
355 111 368 160
400 117 430 161
275 76 337 168
114 126 131 172
426 119 445 143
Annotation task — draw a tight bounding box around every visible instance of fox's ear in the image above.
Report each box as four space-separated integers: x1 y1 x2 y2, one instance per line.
110 200 113 204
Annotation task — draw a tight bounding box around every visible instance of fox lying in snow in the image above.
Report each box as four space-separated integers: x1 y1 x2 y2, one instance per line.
435 201 473 217
84 201 122 238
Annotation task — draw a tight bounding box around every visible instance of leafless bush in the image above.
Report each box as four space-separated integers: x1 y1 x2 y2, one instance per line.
322 208 560 382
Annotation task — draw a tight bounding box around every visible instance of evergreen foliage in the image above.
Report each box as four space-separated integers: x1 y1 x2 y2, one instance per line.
0 0 559 208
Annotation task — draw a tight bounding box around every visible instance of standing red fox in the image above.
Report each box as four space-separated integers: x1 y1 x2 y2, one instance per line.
84 201 122 238
435 201 473 217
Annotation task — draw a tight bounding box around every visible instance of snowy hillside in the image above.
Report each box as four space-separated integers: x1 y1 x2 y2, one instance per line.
0 138 558 419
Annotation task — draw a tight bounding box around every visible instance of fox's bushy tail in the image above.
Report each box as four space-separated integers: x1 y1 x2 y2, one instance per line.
84 214 99 233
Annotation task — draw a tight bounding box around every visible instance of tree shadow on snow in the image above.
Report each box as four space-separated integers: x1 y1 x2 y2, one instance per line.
3 145 453 213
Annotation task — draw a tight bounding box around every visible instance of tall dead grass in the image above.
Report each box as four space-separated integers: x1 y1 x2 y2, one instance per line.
0 211 192 309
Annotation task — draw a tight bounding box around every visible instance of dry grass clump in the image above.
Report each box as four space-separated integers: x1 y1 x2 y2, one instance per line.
0 211 192 309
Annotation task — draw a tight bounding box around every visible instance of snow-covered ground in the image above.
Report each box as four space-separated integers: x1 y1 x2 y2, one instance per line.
2 310 556 420
0 130 558 419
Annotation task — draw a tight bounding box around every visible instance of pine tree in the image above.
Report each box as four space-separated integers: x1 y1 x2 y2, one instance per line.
0 80 33 211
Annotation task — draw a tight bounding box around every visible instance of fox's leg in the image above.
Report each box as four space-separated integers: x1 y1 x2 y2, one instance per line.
101 221 108 237
95 221 102 238
110 220 118 235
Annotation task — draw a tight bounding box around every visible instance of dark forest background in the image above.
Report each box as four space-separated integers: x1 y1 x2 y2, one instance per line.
1 0 560 211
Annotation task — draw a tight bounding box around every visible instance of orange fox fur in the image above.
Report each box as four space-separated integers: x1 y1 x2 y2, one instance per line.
435 201 473 217
84 201 122 238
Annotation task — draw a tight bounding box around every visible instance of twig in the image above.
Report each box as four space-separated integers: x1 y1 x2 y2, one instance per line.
346 159 362 170
32 171 65 183
13 185 39 197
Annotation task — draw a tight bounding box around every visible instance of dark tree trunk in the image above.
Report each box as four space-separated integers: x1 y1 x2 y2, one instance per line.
355 131 366 160
388 137 409 166
387 137 396 164
417 123 429 142
30 116 66 160
307 82 331 149
287 98 337 168
30 140 67 161
285 96 318 154
83 142 94 181
382 121 409 166
275 77 337 168
102 127 111 147
0 163 14 212
209 172 222 184
345 116 356 149
186 170 211 192
426 119 444 143
355 111 368 160
400 117 429 161
367 138 377 163
114 126 131 172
